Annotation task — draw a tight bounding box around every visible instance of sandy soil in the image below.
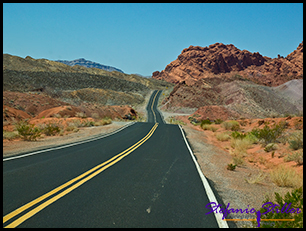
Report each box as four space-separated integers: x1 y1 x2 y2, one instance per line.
3 122 129 158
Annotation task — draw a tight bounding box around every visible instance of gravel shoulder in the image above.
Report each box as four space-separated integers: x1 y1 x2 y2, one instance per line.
157 107 256 227
179 122 294 228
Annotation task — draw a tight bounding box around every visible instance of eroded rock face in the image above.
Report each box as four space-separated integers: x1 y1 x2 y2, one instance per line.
243 42 303 86
152 42 303 87
152 42 269 83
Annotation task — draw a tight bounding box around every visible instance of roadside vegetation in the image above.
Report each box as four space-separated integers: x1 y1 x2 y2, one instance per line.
187 115 303 189
253 186 303 228
3 116 114 142
15 120 42 141
168 116 186 125
186 114 303 228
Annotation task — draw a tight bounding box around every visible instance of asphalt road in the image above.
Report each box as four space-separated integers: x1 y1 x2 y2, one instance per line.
3 90 227 228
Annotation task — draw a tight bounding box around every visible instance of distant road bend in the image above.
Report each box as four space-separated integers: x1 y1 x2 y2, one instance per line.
3 90 228 228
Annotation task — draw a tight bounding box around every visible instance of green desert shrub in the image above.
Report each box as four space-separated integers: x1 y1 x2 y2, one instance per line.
289 140 303 150
222 120 240 131
216 132 231 141
231 131 246 140
75 112 87 118
201 124 218 132
227 163 237 171
230 138 253 155
3 130 19 140
244 132 259 144
251 121 286 145
81 119 95 127
41 122 63 136
200 118 212 126
214 118 223 124
65 125 79 133
67 119 83 128
188 116 199 125
264 143 278 152
15 120 42 141
284 151 303 165
253 187 303 228
94 117 112 126
288 131 303 150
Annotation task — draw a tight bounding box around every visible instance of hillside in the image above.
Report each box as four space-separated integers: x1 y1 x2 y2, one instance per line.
3 54 173 106
55 58 124 73
161 77 303 119
152 42 303 87
3 54 172 90
272 79 303 112
152 42 303 119
3 53 173 127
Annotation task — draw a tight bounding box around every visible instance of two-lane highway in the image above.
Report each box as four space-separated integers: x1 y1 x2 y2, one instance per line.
146 90 164 123
3 90 228 228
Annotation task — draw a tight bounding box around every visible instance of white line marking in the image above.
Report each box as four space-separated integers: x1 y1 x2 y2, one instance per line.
3 122 136 162
178 125 229 228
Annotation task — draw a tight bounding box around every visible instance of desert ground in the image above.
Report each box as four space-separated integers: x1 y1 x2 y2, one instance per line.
4 96 303 228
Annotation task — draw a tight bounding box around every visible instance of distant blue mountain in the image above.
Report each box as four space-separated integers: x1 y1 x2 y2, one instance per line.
55 58 124 73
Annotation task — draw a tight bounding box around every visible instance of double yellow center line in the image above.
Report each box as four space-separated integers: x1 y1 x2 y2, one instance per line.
151 90 159 123
3 123 159 228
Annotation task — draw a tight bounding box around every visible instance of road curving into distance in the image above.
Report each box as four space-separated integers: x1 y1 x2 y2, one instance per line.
3 90 228 228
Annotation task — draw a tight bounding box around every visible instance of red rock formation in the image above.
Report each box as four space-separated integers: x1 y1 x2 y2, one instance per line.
152 42 269 84
153 42 303 87
242 42 303 86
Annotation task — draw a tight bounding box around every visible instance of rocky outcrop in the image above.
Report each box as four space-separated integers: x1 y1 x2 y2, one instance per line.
152 42 303 87
286 41 303 68
152 42 269 84
243 42 303 86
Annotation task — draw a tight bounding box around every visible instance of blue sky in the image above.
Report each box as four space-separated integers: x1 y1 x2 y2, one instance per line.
3 3 303 76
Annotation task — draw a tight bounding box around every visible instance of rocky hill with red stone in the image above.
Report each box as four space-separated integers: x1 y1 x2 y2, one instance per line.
154 42 303 120
243 42 303 86
152 42 303 87
161 77 303 119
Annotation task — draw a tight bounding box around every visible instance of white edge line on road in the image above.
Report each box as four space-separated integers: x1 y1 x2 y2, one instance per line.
178 125 229 228
3 122 137 162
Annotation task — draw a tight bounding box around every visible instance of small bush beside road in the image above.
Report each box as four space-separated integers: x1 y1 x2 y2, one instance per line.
15 120 42 141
